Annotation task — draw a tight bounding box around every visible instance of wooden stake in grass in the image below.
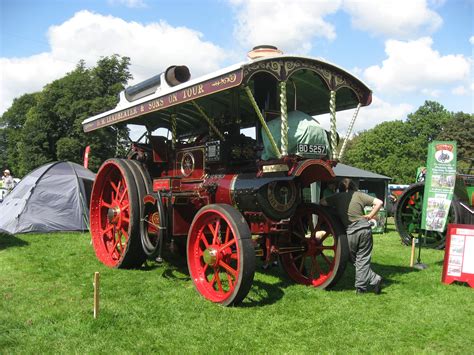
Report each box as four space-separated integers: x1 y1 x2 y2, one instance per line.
410 238 416 267
93 272 100 319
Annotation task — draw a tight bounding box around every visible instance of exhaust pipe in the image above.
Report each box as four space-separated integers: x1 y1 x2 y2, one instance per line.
165 65 191 87
124 65 190 102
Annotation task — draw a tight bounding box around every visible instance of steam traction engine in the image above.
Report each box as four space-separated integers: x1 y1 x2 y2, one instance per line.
83 46 373 305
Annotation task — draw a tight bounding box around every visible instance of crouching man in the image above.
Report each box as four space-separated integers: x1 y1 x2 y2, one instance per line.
320 178 384 294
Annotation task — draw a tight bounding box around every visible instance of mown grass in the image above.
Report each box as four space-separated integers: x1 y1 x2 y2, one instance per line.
1 222 473 354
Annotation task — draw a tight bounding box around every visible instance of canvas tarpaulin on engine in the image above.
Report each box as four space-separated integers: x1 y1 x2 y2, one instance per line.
261 110 331 160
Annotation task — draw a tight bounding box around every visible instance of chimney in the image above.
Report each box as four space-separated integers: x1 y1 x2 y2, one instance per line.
247 45 283 60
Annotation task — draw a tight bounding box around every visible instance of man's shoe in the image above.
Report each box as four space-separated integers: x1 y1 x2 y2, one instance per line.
355 288 367 294
373 277 383 295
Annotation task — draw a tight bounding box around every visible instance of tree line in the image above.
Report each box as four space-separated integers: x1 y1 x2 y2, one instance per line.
341 101 473 183
0 55 131 176
1 55 472 183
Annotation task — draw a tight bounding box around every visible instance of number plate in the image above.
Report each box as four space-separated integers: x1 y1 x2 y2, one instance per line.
297 144 327 155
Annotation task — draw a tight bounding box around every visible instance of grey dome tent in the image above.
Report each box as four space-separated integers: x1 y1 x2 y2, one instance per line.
0 161 95 234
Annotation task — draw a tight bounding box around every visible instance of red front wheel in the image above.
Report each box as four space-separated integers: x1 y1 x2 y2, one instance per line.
89 159 146 268
187 204 255 306
280 203 348 289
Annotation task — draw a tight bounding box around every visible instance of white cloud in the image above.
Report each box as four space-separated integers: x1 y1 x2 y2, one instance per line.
343 0 442 39
229 0 444 53
470 36 474 45
230 0 341 54
364 37 470 94
318 95 413 135
107 0 147 8
452 86 467 95
1 10 225 114
0 54 75 114
421 88 441 98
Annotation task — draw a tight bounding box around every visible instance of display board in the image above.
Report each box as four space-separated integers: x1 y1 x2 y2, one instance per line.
421 141 457 232
442 224 474 287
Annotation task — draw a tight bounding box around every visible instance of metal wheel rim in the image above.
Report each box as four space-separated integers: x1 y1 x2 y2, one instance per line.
188 209 242 303
281 205 339 287
396 184 451 249
90 161 133 267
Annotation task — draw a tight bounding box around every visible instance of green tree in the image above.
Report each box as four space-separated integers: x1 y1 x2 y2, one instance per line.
1 55 132 176
343 101 454 184
343 120 415 183
0 93 38 175
403 101 451 170
436 111 474 173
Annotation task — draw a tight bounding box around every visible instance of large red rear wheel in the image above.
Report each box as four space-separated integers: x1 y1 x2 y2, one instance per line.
280 203 348 288
187 204 255 306
90 159 146 268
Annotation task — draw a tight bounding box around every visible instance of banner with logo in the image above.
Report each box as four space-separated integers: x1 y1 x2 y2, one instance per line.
421 141 457 232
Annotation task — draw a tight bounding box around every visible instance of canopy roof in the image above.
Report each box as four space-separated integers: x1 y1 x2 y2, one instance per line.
82 54 372 137
333 163 391 181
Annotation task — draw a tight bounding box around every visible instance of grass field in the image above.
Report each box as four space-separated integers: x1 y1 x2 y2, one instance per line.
1 222 473 353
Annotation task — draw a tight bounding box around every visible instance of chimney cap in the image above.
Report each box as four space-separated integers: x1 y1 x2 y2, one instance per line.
247 45 283 59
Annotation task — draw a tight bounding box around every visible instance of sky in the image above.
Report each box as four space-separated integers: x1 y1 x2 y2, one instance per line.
0 0 472 137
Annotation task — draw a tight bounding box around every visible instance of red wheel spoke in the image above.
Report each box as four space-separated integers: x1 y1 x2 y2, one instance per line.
209 272 217 287
208 219 221 245
102 224 114 236
120 228 129 241
113 236 121 251
219 260 238 277
226 273 234 289
219 238 236 252
199 232 210 248
319 233 330 243
321 252 332 266
111 247 120 259
230 252 238 260
299 255 306 272
207 223 216 241
215 271 224 292
119 187 127 203
293 253 303 262
120 203 129 212
102 201 113 209
310 256 317 278
292 229 305 240
224 226 231 244
110 181 119 195
311 256 323 277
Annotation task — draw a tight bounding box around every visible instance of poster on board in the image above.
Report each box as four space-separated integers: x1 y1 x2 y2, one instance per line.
421 141 457 232
442 224 474 288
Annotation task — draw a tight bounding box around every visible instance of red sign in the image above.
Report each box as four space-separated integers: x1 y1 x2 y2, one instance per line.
153 178 171 191
442 224 474 287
